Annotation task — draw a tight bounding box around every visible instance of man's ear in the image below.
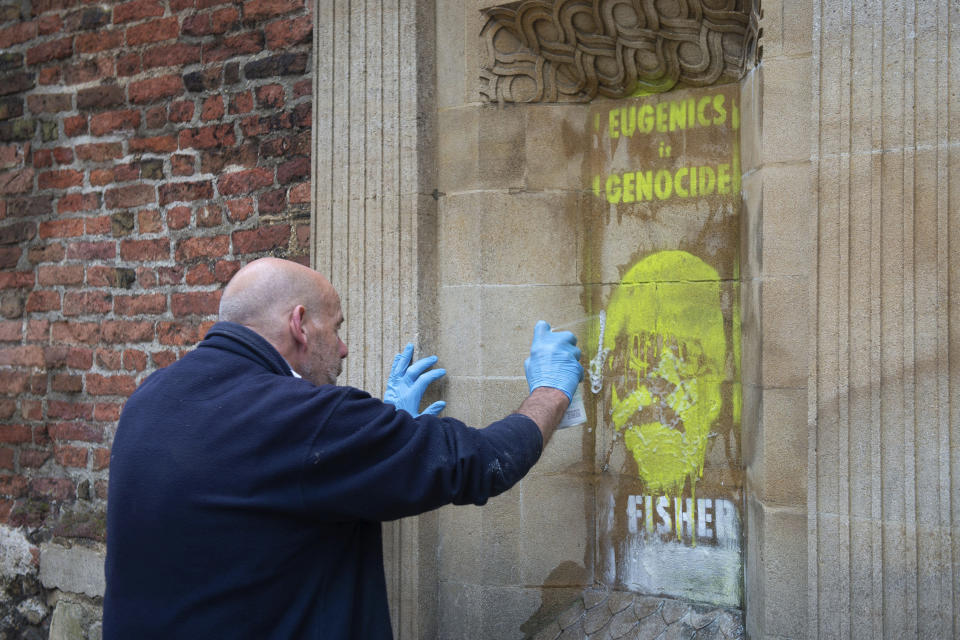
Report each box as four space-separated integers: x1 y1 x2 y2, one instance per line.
288 304 309 349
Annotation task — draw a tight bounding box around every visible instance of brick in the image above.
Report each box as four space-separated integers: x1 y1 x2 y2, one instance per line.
85 216 113 235
27 241 63 265
114 293 166 316
38 67 60 85
0 72 35 98
114 0 164 24
0 371 29 394
256 84 284 109
29 477 74 501
126 135 178 155
196 204 222 227
203 31 263 63
243 0 301 21
100 320 153 343
0 168 35 194
258 188 285 214
0 425 32 444
52 147 73 164
76 85 125 110
0 448 12 470
244 52 307 79
158 180 212 205
25 290 60 312
291 101 310 127
138 209 162 233
89 109 140 135
157 321 204 346
171 154 195 176
151 349 178 368
54 445 88 468
75 142 122 162
104 184 154 211
86 266 136 288
183 67 221 92
127 17 179 46
0 95 24 121
172 291 220 317
119 238 169 261
200 142 257 174
63 291 113 315
183 7 239 35
157 266 184 285
144 105 166 129
167 205 191 229
94 402 122 422
0 271 35 289
38 219 82 239
218 167 272 196
116 53 141 77
63 114 87 136
265 14 311 49
37 170 81 190
65 6 112 31
232 225 289 255
51 321 100 344
26 37 74 66
129 74 184 104
178 124 235 150
27 93 73 114
0 221 36 245
62 58 113 86
144 43 202 70
168 100 195 122
175 235 229 261
293 78 311 98
0 321 20 342
277 156 309 184
48 401 93 421
1 475 29 498
200 95 224 121
229 91 253 114
20 450 51 468
92 448 110 470
96 347 122 370
0 346 44 367
0 246 21 268
51 373 82 392
141 159 164 180
76 29 123 54
25 319 49 341
66 241 116 261
289 181 310 204
42 345 71 368
0 22 37 50
38 265 84 286
38 13 62 34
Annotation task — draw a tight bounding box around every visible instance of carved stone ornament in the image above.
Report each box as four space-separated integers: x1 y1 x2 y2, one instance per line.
480 0 760 103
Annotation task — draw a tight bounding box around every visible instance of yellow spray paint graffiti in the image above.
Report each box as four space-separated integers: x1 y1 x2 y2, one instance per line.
598 251 726 504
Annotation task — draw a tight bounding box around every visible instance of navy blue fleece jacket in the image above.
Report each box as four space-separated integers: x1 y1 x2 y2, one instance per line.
103 322 542 639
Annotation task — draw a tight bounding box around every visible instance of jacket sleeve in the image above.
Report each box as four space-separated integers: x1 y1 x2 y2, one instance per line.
297 386 543 522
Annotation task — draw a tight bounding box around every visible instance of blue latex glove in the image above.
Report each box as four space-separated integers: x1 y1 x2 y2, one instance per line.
384 343 447 417
524 320 583 400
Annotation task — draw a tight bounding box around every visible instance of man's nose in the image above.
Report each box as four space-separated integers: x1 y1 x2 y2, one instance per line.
338 338 348 359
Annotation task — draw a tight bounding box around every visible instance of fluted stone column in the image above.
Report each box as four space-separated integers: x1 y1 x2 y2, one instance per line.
312 1 438 637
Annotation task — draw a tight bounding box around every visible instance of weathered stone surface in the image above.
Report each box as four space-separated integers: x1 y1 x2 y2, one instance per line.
38 543 105 597
48 600 102 640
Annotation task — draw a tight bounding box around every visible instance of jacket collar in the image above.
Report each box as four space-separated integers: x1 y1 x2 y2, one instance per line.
201 321 295 377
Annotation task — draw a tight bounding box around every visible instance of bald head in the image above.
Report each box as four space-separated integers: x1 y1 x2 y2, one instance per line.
219 258 334 342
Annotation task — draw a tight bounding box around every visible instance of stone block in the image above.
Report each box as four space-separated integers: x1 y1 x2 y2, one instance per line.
525 104 590 191
478 488 523 585
438 194 483 285
440 374 483 427
759 387 807 507
0 525 36 578
48 599 102 640
740 279 761 388
436 1 466 109
739 66 762 174
760 505 807 637
783 1 814 56
437 581 485 639
761 57 813 165
480 585 545 640
438 503 484 584
739 169 762 282
759 0 783 59
479 284 585 377
761 163 814 278
438 107 478 194
479 191 579 285
438 284 482 377
760 277 808 389
478 377 528 427
478 105 526 190
39 543 105 598
519 474 593 587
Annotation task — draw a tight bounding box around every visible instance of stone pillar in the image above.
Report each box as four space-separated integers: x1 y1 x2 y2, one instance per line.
808 1 959 637
311 1 438 637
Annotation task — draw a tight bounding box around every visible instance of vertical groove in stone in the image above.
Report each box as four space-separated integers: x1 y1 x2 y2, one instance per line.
812 1 958 637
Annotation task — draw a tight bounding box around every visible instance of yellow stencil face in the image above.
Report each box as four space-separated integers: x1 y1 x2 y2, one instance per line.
602 251 725 497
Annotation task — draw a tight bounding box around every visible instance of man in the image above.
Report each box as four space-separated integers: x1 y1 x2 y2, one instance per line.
104 257 582 639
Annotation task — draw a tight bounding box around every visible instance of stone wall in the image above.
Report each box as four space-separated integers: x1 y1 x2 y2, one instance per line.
0 0 312 635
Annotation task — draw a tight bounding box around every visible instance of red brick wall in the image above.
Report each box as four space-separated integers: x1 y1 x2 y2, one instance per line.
0 0 312 620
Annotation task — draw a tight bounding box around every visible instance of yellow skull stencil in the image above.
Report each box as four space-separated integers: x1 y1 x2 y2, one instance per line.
600 251 725 502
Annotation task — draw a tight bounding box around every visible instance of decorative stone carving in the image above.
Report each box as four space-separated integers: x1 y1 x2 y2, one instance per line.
480 0 760 103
